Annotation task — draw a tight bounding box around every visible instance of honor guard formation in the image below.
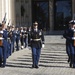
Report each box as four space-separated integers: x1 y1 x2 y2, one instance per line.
0 21 45 68
1 19 75 69
0 20 75 68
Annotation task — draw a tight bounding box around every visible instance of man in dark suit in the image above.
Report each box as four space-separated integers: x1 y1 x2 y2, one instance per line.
28 22 45 68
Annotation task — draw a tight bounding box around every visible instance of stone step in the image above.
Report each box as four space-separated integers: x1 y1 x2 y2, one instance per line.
44 30 64 35
45 35 65 44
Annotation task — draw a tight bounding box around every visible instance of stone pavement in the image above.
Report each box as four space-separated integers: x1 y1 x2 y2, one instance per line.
0 35 75 75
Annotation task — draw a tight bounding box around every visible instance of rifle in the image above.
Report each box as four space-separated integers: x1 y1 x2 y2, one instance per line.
2 13 7 24
7 20 10 26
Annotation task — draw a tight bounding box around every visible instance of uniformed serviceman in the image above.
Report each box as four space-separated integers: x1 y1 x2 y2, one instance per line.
10 25 16 53
63 20 75 68
20 27 24 49
7 26 11 58
70 20 75 68
0 23 3 67
28 26 32 47
15 27 20 51
63 20 73 67
0 23 8 67
28 22 45 68
23 27 28 48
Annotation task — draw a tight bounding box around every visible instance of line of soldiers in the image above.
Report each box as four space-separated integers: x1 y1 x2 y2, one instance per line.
63 20 75 68
0 23 28 68
0 21 45 68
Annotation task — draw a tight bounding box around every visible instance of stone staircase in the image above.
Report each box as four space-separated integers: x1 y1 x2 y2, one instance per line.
44 30 64 35
45 35 65 44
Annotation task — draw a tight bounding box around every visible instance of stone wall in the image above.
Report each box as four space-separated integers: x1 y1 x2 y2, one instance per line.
15 0 32 27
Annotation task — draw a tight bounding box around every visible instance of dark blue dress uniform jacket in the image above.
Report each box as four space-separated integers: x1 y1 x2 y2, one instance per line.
2 29 8 66
63 28 74 45
63 28 75 56
28 30 44 48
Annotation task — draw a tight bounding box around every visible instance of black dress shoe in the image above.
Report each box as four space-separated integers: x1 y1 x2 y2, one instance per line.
0 63 2 67
0 65 5 68
67 58 70 63
69 63 72 68
73 65 75 68
35 65 39 69
0 65 2 67
32 65 35 68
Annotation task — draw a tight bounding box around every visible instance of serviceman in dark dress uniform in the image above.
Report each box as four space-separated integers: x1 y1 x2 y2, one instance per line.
23 27 28 48
70 20 75 68
28 26 32 47
20 27 24 49
28 22 45 68
63 21 73 67
0 23 3 67
7 26 11 58
15 27 20 51
2 23 8 67
10 26 16 53
63 20 75 68
0 23 8 67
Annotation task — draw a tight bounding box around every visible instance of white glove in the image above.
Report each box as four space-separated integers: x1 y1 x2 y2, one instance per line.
0 31 3 34
42 44 45 48
72 37 75 40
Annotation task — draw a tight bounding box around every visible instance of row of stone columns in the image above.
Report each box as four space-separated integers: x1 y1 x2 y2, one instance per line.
0 0 75 29
0 0 16 25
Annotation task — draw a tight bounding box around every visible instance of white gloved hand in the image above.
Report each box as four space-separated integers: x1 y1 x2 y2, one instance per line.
0 31 3 34
72 37 75 40
42 44 45 48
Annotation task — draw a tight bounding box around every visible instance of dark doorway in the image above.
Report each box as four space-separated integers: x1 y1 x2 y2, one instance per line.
32 0 49 31
54 0 72 30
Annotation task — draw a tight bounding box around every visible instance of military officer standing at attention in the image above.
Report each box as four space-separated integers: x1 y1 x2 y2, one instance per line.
70 20 75 68
23 27 28 48
63 20 75 68
63 20 73 67
0 23 3 67
28 26 32 47
0 23 8 67
15 27 20 51
10 25 16 53
28 22 45 68
20 27 24 49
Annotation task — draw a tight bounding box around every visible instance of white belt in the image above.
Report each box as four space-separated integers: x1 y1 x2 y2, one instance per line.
72 37 75 40
7 38 10 40
0 37 4 40
31 39 41 41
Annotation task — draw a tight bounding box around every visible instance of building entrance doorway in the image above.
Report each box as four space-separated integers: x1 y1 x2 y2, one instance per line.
54 0 72 30
32 0 49 31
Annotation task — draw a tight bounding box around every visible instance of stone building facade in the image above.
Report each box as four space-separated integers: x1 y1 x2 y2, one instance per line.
0 0 75 31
